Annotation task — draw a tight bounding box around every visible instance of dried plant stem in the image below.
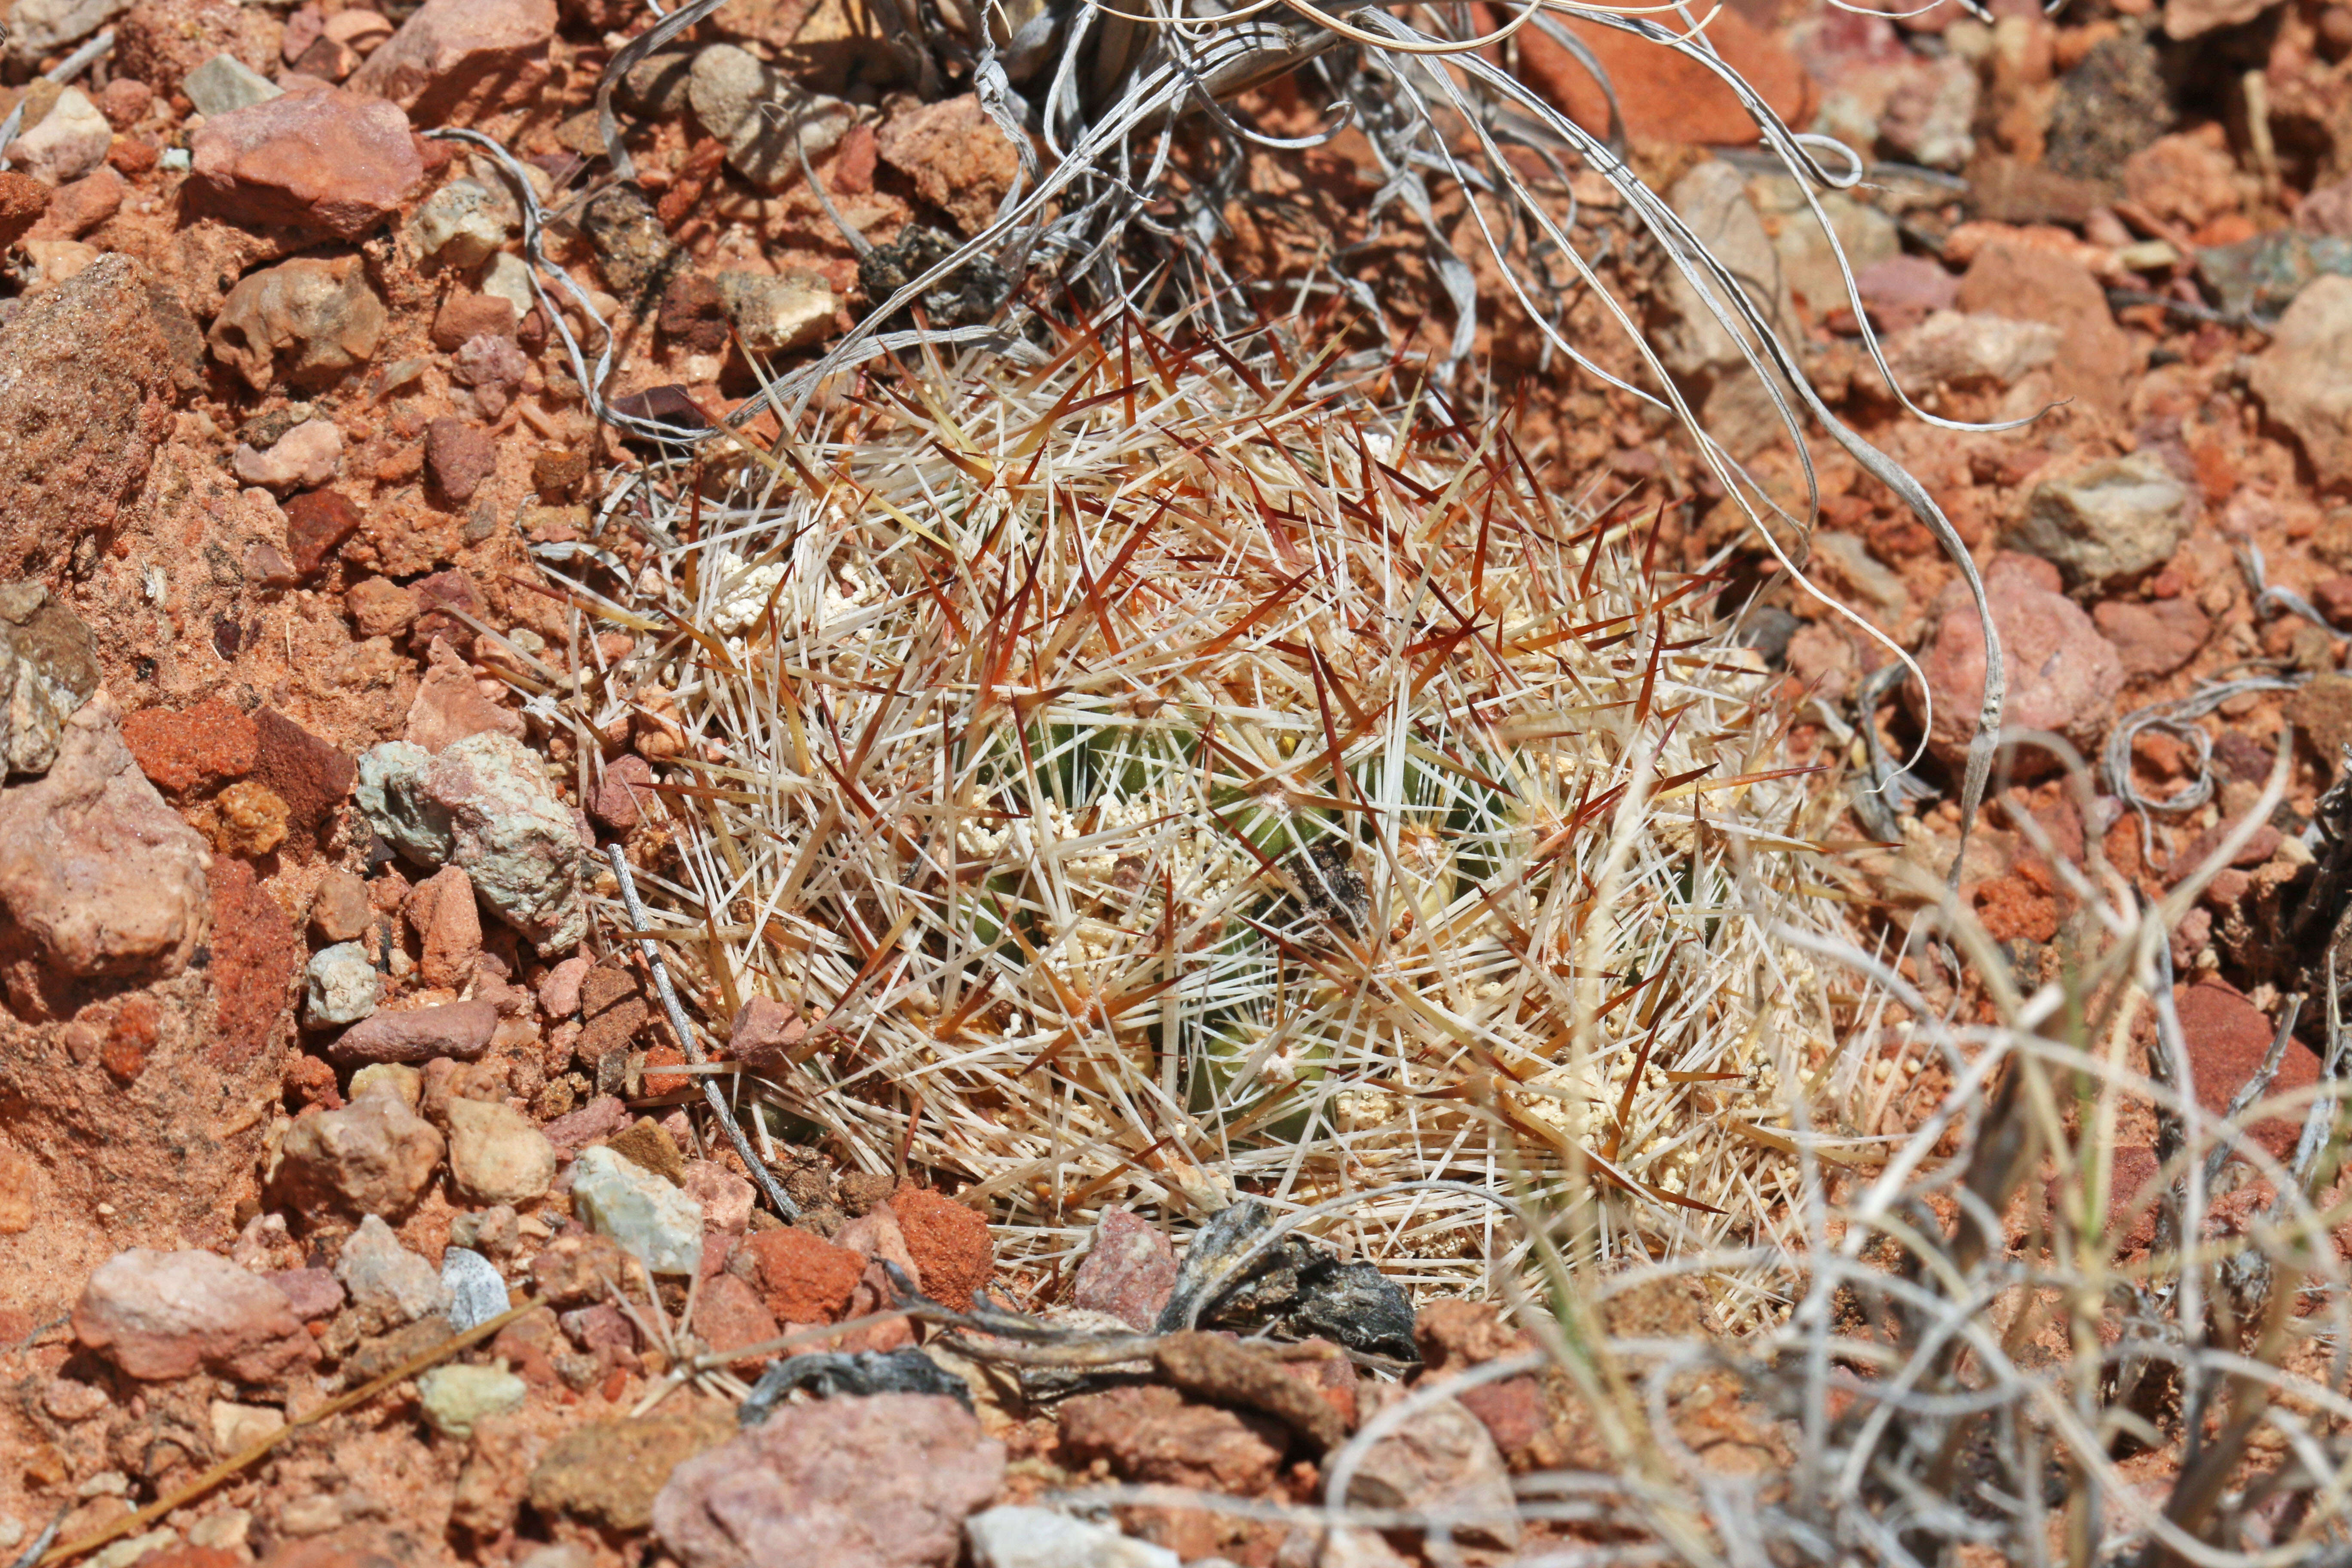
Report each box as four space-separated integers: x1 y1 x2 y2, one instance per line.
606 842 801 1220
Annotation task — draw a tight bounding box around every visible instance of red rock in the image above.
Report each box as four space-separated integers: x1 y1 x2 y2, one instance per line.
542 1093 630 1156
1279 1343 1359 1433
890 1188 992 1311
587 753 655 832
0 253 174 581
109 137 161 176
1853 254 1960 332
873 95 1021 237
1415 1298 1531 1370
2092 598 2211 680
485 1312 563 1398
656 273 730 353
189 89 422 240
102 993 161 1082
533 1232 632 1308
26 167 124 241
693 1271 779 1369
131 1547 240 1568
2175 982 2320 1159
0 172 49 250
120 698 260 796
431 289 518 351
740 1225 863 1323
683 1159 754 1243
0 696 212 1018
405 567 486 651
206 854 304 1067
642 1044 690 1097
2167 818 2284 884
1059 1384 1286 1492
425 417 496 505
101 80 153 129
283 488 362 578
1906 573 2123 767
406 641 525 753
2049 1145 2162 1253
557 1298 641 1364
730 994 805 1076
2123 129 2241 230
1343 1398 1518 1549
652 1394 1004 1568
74 1246 316 1382
116 0 282 98
1956 244 2136 416
834 1204 921 1296
346 0 556 126
327 997 499 1063
268 1266 346 1320
251 707 355 836
1503 7 1813 146
1071 1208 1176 1331
407 864 482 988
1456 1376 1547 1462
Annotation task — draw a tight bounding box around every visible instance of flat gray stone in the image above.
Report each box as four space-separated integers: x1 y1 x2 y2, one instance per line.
184 54 285 119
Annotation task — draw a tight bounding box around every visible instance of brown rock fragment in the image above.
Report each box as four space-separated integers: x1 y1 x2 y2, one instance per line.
0 253 173 579
0 698 213 1017
585 753 654 831
604 1115 688 1183
425 418 496 505
116 0 282 98
283 489 362 578
1152 1331 1348 1452
532 1396 739 1532
208 778 290 856
327 997 499 1063
309 870 374 943
729 994 805 1077
1059 1383 1286 1492
251 707 355 836
692 1272 781 1370
1956 244 2136 417
208 255 386 391
272 1092 445 1217
406 643 524 754
873 95 1022 238
346 577 419 639
430 289 518 350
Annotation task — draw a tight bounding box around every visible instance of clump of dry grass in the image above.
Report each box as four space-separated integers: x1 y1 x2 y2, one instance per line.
543 310 1889 1326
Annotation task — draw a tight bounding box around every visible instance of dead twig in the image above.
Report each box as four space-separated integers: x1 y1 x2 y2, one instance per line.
605 842 801 1221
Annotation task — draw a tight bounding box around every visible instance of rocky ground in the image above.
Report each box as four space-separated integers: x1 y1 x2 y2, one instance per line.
0 0 2346 1562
